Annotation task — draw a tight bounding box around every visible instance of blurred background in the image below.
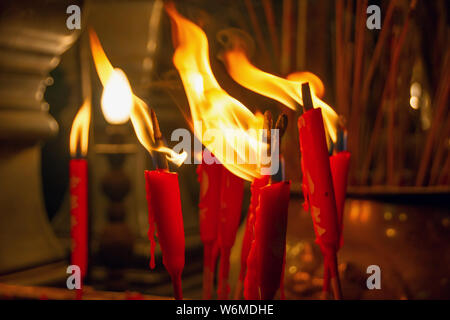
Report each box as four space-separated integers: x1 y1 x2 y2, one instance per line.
0 0 448 299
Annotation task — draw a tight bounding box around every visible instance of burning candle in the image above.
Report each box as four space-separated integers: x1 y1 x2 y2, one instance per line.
89 29 187 299
141 109 186 300
69 99 91 299
243 112 290 300
298 83 342 299
218 40 344 298
166 4 293 301
166 3 267 300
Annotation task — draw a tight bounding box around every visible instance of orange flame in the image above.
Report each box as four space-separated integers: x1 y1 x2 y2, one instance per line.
166 4 269 181
219 38 338 142
89 29 186 166
70 99 91 157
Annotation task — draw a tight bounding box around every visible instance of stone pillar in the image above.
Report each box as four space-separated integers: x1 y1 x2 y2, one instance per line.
0 0 81 278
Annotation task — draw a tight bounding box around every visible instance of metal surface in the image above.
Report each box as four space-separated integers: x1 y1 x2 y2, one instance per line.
283 197 450 299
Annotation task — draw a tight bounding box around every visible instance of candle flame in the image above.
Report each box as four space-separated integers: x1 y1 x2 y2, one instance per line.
166 3 268 181
89 29 187 166
101 68 133 124
219 37 338 142
70 99 91 157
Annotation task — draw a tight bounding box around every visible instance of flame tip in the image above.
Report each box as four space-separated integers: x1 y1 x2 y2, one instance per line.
70 99 91 157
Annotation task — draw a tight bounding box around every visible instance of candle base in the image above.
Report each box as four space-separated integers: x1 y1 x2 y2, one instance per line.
172 275 183 300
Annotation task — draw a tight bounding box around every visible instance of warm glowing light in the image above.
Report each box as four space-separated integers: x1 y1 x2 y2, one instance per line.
410 82 422 97
166 4 267 181
101 68 133 124
409 96 419 110
384 211 393 220
219 39 338 142
386 228 396 238
360 201 371 223
70 99 91 157
89 29 186 166
349 200 360 222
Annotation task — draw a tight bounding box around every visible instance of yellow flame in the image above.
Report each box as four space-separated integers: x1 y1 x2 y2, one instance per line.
166 4 267 181
69 99 91 157
131 96 188 167
89 29 186 166
220 44 338 142
101 68 133 124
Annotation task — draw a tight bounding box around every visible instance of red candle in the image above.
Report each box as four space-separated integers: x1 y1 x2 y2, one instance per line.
197 160 223 299
244 237 259 300
236 175 269 299
145 169 185 300
69 158 88 296
239 208 252 284
217 167 244 299
329 151 351 248
255 181 291 300
298 108 341 297
321 151 351 295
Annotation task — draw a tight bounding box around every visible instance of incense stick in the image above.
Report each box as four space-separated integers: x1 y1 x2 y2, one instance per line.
360 0 397 111
342 0 354 116
335 0 344 115
280 0 293 75
262 0 280 63
361 1 416 185
275 113 288 140
296 0 307 70
347 0 367 172
301 82 314 111
416 50 450 186
264 110 273 159
272 113 288 182
429 113 450 185
244 0 272 69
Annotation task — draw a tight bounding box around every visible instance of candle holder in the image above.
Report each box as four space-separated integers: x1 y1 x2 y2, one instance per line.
97 126 135 291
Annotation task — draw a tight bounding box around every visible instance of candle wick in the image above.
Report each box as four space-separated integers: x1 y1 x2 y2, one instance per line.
150 108 169 170
301 82 314 112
